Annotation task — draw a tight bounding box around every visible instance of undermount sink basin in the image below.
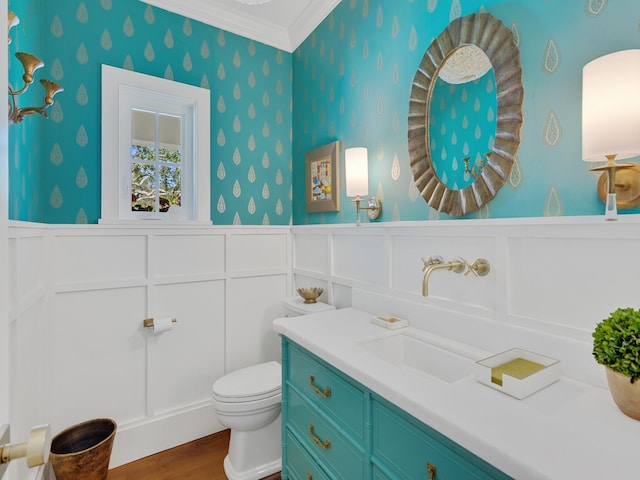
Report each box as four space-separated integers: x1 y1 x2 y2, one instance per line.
358 330 475 383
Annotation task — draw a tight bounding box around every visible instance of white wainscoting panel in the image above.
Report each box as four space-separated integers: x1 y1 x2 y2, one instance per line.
507 236 639 332
53 234 147 287
291 217 640 389
7 225 49 480
12 216 640 471
293 233 330 274
13 235 45 303
226 274 288 373
7 223 291 471
228 232 289 273
331 283 354 309
332 233 387 286
152 234 226 279
149 280 225 415
51 287 149 429
9 298 47 436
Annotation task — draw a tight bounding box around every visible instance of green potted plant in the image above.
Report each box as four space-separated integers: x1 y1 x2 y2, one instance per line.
592 307 640 420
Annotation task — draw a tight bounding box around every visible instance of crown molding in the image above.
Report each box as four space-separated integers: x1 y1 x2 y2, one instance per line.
289 0 341 51
141 0 339 52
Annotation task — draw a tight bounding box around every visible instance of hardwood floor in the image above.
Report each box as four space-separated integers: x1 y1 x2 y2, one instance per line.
107 430 280 480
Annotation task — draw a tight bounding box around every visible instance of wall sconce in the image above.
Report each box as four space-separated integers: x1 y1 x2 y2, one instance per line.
463 152 491 179
7 10 63 124
582 49 640 220
345 147 381 225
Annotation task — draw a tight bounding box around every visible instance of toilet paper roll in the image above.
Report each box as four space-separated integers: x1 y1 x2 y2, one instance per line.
153 317 175 334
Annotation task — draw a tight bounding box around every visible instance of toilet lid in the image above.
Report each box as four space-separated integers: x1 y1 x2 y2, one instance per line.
212 361 281 401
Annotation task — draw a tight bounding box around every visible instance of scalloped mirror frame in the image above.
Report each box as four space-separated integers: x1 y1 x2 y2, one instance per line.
408 12 524 216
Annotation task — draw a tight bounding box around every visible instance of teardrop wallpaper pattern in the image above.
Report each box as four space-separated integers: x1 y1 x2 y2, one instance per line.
292 0 640 223
8 0 292 225
8 0 640 225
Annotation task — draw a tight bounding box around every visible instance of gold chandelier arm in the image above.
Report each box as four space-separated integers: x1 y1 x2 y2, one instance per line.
7 14 63 125
9 105 48 124
8 82 29 96
8 80 64 124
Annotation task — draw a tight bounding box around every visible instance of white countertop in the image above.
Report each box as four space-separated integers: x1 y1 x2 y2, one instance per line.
273 307 639 480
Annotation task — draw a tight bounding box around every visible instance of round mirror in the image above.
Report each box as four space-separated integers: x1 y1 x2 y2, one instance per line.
408 13 524 216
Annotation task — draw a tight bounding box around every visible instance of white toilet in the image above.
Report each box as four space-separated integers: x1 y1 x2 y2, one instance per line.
212 295 335 480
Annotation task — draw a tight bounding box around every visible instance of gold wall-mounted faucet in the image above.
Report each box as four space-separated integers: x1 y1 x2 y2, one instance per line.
420 256 490 296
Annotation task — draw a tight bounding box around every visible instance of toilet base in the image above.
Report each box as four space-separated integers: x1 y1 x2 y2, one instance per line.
223 412 282 480
223 454 280 480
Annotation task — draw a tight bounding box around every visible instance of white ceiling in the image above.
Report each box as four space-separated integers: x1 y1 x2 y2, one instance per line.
141 0 341 52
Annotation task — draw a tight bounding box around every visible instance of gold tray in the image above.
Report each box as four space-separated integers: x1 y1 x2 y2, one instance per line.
476 348 560 399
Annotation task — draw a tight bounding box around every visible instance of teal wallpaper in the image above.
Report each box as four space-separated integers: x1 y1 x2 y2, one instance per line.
8 0 640 225
292 0 640 224
8 0 293 225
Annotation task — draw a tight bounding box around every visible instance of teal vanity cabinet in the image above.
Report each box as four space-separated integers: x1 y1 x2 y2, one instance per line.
281 337 512 480
371 396 511 480
284 339 368 479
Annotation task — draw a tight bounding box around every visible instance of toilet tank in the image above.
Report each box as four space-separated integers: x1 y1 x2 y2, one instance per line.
282 296 335 317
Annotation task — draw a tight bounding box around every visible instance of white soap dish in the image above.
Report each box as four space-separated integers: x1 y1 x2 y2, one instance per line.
475 348 560 399
371 314 408 330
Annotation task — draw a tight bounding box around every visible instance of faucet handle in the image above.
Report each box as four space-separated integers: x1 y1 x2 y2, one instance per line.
421 256 443 271
464 258 490 277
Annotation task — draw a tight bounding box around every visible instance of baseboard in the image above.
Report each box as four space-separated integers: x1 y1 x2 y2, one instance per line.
109 403 223 468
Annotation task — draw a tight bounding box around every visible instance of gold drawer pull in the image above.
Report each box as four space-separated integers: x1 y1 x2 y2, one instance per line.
308 473 313 480
427 462 437 480
309 374 331 398
309 423 331 450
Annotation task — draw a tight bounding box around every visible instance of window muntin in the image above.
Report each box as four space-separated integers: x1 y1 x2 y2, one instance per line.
130 110 183 216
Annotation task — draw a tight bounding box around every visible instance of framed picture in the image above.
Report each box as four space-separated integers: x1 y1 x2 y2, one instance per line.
305 141 340 213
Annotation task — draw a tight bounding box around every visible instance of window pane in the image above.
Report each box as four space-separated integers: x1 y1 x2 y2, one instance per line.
159 166 181 211
159 147 182 165
158 113 182 152
131 144 156 162
131 163 157 212
131 110 157 148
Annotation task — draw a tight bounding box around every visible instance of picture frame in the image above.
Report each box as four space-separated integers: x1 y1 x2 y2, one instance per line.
305 141 340 213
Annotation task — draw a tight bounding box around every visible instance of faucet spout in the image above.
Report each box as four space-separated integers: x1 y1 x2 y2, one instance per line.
421 257 465 296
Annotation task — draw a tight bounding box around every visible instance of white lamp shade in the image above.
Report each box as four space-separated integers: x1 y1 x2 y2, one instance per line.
582 49 640 162
345 147 369 197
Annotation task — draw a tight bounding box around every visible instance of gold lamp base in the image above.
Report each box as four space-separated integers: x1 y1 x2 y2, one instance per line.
353 196 382 225
595 164 640 209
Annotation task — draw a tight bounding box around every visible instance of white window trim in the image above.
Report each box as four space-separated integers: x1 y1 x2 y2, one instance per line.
100 64 211 225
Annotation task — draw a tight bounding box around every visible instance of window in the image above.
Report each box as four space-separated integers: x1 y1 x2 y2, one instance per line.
130 110 183 215
101 65 211 223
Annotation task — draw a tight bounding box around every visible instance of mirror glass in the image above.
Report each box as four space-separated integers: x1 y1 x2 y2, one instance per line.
429 47 497 190
408 13 524 216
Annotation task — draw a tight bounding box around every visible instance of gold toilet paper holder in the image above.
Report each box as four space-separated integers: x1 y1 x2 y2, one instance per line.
143 318 177 328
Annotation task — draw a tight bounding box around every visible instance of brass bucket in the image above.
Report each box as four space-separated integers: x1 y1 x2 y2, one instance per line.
49 418 116 480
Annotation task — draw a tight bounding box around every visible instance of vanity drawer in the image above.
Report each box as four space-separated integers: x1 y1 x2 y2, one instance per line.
372 398 511 480
287 430 332 480
288 386 366 480
372 465 394 480
288 343 366 441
